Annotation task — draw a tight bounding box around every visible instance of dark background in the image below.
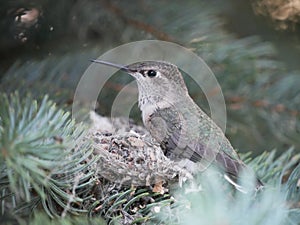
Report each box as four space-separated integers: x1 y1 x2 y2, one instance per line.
1 0 300 155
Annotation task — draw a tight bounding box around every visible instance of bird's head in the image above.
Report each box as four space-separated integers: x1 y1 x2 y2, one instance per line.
91 60 189 106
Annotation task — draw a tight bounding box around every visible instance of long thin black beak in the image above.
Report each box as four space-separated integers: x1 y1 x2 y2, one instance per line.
90 59 130 72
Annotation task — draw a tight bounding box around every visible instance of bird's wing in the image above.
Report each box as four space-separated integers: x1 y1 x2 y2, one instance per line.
147 106 243 174
146 106 263 190
145 106 202 161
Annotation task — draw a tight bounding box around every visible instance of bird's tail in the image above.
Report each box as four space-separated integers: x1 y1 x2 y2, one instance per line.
224 173 264 193
216 151 263 193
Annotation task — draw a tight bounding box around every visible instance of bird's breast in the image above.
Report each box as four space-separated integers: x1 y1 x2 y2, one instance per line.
139 98 172 124
141 103 157 125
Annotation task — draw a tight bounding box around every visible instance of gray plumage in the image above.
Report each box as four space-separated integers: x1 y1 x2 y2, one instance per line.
92 59 263 191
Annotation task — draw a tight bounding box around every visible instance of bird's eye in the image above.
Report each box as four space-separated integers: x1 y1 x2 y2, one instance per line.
147 70 157 77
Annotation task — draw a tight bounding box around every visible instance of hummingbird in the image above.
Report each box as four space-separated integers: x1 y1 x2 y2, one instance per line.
91 59 263 191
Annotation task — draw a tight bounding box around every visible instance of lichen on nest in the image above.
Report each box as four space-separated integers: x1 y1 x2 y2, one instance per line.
88 111 192 188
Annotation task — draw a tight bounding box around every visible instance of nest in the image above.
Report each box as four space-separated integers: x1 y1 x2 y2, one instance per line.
88 111 192 188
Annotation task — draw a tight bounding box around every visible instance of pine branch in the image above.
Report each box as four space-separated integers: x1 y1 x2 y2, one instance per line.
0 93 97 217
1 96 300 224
